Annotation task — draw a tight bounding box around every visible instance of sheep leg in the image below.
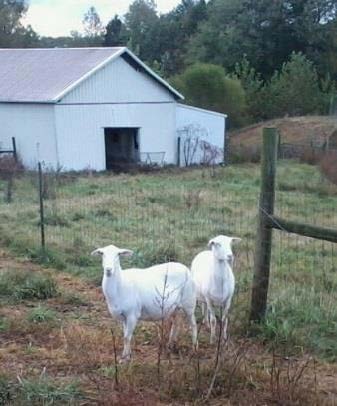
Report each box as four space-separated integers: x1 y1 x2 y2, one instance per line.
120 316 137 363
187 311 198 350
206 299 217 344
201 302 210 327
221 299 232 342
168 314 180 347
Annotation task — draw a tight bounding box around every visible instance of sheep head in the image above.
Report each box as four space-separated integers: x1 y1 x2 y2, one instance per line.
208 235 241 264
91 244 133 275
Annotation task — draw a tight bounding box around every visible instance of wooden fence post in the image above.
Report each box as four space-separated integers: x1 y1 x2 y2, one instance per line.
250 128 279 323
38 162 46 251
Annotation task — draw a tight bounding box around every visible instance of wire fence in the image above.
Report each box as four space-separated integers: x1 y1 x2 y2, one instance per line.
0 161 336 355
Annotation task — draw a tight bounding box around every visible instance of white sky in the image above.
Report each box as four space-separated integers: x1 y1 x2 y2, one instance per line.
24 0 181 37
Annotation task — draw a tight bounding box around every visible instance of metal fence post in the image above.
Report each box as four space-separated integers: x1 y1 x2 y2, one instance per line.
177 136 181 167
38 162 45 251
12 137 17 163
249 128 279 323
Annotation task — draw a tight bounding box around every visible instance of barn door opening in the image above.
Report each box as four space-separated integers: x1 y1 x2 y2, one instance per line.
104 128 140 170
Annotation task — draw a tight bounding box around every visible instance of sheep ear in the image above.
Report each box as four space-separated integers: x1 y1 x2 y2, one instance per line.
91 248 104 256
118 249 134 257
231 237 242 244
207 239 215 249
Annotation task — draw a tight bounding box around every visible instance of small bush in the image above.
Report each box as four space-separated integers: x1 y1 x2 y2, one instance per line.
18 376 82 405
0 269 58 302
320 151 337 185
28 247 66 270
27 305 57 324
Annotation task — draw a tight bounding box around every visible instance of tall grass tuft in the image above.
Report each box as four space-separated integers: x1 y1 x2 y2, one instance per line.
0 268 58 302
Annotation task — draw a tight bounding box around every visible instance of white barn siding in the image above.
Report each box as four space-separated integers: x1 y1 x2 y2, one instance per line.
54 56 178 171
176 104 226 166
54 103 176 171
61 57 175 104
0 104 57 169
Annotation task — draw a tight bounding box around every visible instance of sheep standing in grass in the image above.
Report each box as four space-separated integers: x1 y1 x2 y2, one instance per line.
191 235 241 344
91 244 198 362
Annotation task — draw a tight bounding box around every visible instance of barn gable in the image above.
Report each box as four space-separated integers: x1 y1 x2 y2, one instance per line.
60 54 177 104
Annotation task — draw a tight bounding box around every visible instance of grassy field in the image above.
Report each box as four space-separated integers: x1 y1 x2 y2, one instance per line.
0 161 337 404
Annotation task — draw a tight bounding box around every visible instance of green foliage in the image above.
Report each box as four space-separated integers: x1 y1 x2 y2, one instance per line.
18 376 82 405
0 0 39 48
187 0 337 79
104 15 127 47
124 0 159 61
0 269 58 302
259 286 337 360
27 305 57 324
172 63 247 128
235 52 335 121
265 53 324 118
234 57 265 122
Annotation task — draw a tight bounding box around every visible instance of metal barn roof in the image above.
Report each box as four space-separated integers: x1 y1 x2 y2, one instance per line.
0 47 183 103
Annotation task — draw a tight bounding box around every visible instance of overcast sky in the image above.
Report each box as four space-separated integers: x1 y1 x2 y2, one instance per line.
24 0 181 37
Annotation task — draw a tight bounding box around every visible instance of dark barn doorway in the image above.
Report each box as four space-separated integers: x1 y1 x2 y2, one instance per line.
104 128 140 170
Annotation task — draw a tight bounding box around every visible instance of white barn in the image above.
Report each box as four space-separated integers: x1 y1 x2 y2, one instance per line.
0 47 226 171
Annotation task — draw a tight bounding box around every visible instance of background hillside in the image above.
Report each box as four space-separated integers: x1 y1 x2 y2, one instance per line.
230 116 337 147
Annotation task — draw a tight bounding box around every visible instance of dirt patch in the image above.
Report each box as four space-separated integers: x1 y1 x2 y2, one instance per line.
1 248 337 404
230 116 337 148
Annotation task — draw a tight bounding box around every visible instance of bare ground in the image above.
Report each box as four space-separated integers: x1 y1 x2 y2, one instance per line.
1 249 337 405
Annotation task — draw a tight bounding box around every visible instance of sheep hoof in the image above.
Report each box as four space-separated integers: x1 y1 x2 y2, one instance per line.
119 356 131 364
168 342 179 354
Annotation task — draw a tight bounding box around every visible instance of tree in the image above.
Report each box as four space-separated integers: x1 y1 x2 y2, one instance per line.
264 52 325 118
187 0 337 79
172 63 247 128
104 15 126 47
82 6 103 37
0 0 39 47
124 0 158 60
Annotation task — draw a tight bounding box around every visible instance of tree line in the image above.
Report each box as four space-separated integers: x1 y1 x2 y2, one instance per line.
2 0 337 127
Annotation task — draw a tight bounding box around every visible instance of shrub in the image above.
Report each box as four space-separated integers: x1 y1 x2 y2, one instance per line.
171 63 247 128
18 376 82 404
320 151 337 185
27 305 57 324
265 52 324 119
0 269 58 302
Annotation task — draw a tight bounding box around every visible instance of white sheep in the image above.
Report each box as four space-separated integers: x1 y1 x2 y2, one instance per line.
91 244 198 362
191 235 241 344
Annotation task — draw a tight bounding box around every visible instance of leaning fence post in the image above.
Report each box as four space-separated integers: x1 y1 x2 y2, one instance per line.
12 137 17 163
249 128 279 323
38 162 46 251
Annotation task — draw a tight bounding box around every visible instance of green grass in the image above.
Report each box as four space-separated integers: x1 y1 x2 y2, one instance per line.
0 162 336 360
0 268 58 303
27 305 58 324
18 376 81 405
